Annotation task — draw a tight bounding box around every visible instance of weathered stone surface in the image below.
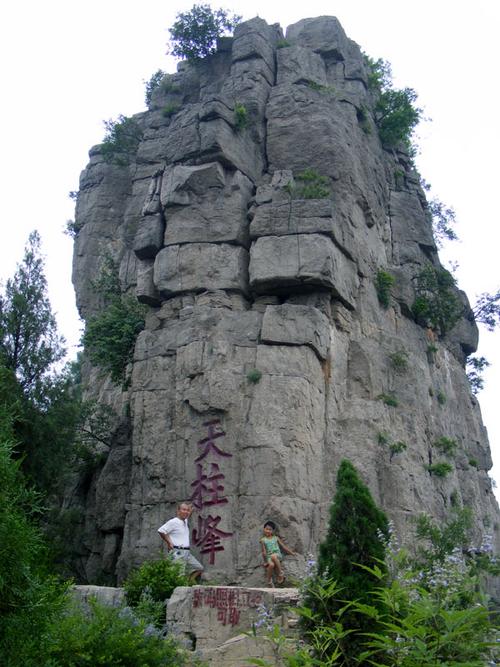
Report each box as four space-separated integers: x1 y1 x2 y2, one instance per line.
154 244 249 296
71 585 125 609
261 303 330 360
136 258 160 306
276 45 327 86
249 234 358 307
232 17 281 80
161 163 226 208
390 190 436 262
167 586 299 651
250 199 337 240
132 214 164 259
70 14 500 589
163 168 253 247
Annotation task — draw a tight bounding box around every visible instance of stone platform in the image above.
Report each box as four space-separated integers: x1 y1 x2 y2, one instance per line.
167 585 300 664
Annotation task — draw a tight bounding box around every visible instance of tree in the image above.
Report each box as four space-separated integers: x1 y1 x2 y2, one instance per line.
365 56 422 150
412 264 463 335
0 372 67 665
473 289 500 331
100 115 143 166
466 355 490 395
82 253 146 386
317 460 389 600
168 4 241 61
0 232 80 497
0 231 65 399
427 197 459 248
301 460 389 664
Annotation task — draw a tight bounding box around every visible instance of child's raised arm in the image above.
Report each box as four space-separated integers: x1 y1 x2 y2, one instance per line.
277 536 297 556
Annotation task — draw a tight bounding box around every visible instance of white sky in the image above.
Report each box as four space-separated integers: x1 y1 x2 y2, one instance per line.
1 0 499 492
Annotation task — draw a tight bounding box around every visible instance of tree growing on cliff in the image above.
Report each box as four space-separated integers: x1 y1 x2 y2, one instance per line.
365 55 422 151
168 4 241 61
82 254 147 386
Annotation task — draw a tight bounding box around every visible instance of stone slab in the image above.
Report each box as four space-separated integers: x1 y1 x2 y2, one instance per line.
154 244 249 297
261 303 330 360
249 234 357 307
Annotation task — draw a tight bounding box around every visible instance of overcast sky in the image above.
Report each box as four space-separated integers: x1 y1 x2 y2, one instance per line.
1 0 499 491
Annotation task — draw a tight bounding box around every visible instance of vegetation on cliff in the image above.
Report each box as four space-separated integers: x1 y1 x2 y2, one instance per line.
250 465 499 666
168 4 241 61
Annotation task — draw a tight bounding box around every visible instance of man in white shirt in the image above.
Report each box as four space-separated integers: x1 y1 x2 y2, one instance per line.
158 502 204 581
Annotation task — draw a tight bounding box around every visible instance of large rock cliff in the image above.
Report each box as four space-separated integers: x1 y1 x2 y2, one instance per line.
70 16 499 585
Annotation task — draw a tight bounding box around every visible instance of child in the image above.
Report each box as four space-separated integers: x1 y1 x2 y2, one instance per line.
260 520 296 587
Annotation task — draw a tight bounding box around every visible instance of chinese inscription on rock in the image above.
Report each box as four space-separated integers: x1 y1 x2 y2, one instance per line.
190 420 233 564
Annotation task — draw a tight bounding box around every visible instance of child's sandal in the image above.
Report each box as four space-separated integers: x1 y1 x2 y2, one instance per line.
277 575 285 584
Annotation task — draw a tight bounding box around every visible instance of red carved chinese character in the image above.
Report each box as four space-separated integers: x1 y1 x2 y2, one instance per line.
193 589 203 608
204 588 216 608
229 607 240 626
196 420 231 462
193 515 233 564
228 589 239 608
190 462 228 510
216 588 229 609
217 608 227 625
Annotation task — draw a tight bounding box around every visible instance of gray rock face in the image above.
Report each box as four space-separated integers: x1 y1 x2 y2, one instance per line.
70 15 499 586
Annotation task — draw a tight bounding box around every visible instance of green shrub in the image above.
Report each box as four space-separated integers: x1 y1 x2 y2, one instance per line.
389 349 409 373
427 343 438 362
276 39 290 49
377 392 398 407
365 56 422 150
234 102 248 131
306 81 335 95
466 355 490 395
64 218 83 239
389 441 407 460
168 4 241 61
246 368 262 384
469 458 479 469
426 462 453 477
83 296 146 385
412 264 463 335
261 506 498 666
356 105 371 134
286 168 331 199
162 103 181 118
377 432 390 446
124 558 190 627
393 168 405 188
375 269 395 308
144 69 166 108
100 115 143 166
377 432 406 462
434 436 458 456
437 389 447 405
44 597 188 666
82 255 147 386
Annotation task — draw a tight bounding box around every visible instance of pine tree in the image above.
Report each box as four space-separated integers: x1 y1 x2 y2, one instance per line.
0 231 65 399
301 460 389 665
0 232 77 495
318 459 389 602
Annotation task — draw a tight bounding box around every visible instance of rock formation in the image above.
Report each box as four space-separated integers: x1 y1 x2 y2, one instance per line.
70 15 499 585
